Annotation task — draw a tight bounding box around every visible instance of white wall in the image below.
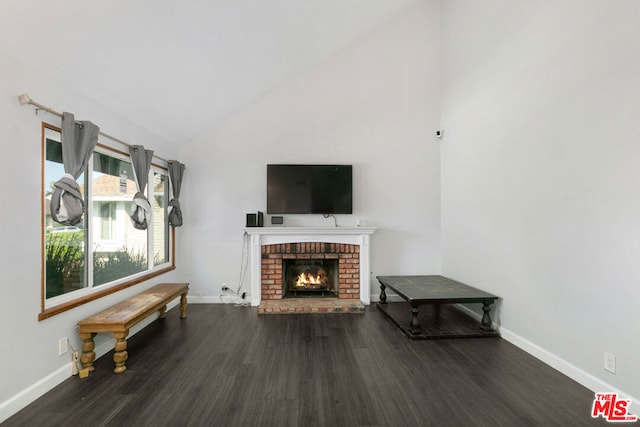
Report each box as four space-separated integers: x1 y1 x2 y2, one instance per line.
441 0 640 405
178 2 442 300
0 53 181 421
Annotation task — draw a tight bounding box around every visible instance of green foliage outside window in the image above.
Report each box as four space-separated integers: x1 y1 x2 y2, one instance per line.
45 231 85 299
93 249 148 286
45 230 152 298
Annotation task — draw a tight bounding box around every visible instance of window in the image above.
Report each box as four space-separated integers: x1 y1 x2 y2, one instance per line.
98 202 116 240
41 123 174 319
152 172 170 265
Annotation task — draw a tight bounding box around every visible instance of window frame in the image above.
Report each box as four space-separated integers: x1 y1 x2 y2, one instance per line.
39 122 175 321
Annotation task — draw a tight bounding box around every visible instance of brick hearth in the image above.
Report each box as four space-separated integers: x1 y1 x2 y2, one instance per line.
257 298 365 314
258 242 363 314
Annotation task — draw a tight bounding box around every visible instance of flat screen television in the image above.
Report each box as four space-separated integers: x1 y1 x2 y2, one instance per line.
267 164 352 214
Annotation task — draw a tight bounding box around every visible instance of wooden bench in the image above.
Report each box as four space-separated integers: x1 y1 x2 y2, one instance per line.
77 283 189 374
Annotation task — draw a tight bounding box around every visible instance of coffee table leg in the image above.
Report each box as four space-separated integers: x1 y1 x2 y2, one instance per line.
379 284 387 304
409 305 421 335
481 301 493 330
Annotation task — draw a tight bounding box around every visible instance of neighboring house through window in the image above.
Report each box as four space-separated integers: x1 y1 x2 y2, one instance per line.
41 123 174 319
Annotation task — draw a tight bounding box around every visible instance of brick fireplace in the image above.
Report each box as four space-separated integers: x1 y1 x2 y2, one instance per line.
261 242 360 300
244 226 377 310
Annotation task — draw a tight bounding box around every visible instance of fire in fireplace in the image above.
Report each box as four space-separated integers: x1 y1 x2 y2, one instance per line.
284 259 338 297
295 270 327 289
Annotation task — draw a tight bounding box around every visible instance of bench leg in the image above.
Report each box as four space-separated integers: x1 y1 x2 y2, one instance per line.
180 292 188 319
79 333 96 372
159 305 167 318
113 331 129 374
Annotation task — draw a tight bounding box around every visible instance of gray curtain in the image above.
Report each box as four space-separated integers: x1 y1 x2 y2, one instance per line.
168 161 185 227
50 112 99 226
129 145 154 230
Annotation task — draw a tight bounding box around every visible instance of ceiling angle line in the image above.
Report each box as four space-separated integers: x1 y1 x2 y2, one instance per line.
18 93 170 164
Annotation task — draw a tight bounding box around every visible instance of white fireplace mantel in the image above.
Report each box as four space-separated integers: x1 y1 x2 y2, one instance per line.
244 227 377 307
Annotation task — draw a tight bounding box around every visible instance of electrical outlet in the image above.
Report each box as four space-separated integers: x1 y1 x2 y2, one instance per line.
604 352 616 374
58 337 68 356
222 284 229 291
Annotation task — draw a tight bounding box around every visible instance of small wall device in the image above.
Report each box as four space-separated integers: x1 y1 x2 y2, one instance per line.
270 216 284 226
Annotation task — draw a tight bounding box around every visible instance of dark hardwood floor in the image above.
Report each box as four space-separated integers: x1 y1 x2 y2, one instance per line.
5 304 607 426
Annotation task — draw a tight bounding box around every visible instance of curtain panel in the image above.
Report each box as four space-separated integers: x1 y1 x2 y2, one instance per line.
50 112 99 226
168 161 185 227
129 145 154 230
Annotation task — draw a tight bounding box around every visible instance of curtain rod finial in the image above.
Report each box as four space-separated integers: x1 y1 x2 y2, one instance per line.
18 93 32 105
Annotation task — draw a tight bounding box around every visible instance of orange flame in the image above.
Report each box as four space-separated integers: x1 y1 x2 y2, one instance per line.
295 271 326 288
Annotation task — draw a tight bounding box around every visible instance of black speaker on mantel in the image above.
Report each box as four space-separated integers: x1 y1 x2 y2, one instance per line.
246 211 264 227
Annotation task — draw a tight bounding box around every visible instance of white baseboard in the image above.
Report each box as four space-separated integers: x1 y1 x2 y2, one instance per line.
0 301 181 423
189 295 250 305
455 303 639 412
499 327 639 411
0 363 71 423
374 300 639 412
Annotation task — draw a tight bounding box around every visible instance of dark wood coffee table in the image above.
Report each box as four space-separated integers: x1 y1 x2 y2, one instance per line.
376 275 499 339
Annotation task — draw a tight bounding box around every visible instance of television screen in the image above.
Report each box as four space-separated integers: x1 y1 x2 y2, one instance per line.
267 164 352 214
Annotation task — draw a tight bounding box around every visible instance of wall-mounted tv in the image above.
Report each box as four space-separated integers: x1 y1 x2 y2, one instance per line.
267 164 352 214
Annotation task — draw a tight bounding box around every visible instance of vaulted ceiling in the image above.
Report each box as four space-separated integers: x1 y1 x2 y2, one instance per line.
0 0 422 145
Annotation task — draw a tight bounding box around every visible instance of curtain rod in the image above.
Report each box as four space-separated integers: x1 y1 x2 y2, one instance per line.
18 93 171 164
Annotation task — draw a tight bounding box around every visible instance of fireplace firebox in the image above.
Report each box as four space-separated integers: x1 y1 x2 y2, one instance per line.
284 258 338 297
260 242 362 301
